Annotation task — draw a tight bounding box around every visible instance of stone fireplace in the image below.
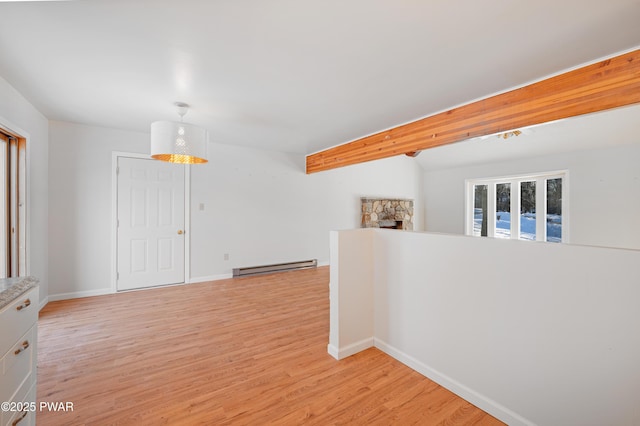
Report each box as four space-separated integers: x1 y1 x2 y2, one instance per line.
361 198 413 230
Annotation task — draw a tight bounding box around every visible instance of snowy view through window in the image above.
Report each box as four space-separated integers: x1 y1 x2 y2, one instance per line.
471 175 563 242
475 210 561 242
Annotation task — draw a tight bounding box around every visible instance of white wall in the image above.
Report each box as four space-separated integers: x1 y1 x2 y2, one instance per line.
0 76 49 306
423 143 640 250
48 121 149 297
47 121 424 296
328 230 374 359
331 228 640 426
190 143 424 280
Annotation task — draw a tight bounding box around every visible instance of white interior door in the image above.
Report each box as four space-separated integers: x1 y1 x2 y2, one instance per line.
117 157 186 291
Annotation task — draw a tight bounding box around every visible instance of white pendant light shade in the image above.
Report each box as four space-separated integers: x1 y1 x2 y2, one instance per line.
150 120 208 164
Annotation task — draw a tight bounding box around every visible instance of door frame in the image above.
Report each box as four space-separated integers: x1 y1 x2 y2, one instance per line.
0 116 30 278
111 151 191 293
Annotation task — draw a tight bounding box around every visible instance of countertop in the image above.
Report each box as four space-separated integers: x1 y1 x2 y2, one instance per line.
0 276 39 310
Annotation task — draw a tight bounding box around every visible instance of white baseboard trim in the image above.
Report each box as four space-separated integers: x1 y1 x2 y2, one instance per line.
327 344 340 359
49 275 237 301
48 266 326 301
329 337 374 360
39 296 49 311
48 288 113 302
191 264 328 284
373 338 533 426
189 273 233 284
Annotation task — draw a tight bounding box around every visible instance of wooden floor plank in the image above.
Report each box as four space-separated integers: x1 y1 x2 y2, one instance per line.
37 267 504 425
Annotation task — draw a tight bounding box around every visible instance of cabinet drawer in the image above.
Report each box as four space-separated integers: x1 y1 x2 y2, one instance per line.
0 326 35 404
0 287 38 356
2 382 36 426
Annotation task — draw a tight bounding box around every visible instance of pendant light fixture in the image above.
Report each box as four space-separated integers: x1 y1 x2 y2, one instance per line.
150 102 208 164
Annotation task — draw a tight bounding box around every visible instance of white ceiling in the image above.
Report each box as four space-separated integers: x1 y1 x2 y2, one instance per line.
1 0 639 161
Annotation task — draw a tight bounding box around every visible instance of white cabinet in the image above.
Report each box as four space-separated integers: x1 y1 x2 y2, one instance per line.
0 286 38 426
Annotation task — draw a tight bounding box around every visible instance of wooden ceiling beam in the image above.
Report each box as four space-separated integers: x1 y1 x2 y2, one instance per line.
306 49 640 174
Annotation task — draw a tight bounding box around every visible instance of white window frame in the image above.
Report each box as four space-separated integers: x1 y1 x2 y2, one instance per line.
465 170 569 243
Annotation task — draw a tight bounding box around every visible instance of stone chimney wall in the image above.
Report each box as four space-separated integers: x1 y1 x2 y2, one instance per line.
361 198 413 230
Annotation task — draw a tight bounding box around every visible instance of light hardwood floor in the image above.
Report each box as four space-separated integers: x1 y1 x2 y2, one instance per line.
37 267 504 425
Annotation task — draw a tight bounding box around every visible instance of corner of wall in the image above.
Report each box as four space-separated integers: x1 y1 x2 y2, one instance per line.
328 229 376 359
0 75 49 308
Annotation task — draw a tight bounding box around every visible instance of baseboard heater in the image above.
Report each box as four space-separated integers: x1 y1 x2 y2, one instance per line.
232 259 317 277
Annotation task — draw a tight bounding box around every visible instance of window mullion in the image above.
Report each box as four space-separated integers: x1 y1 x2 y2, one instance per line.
561 175 568 243
465 181 474 235
487 182 496 237
536 178 546 241
512 179 520 239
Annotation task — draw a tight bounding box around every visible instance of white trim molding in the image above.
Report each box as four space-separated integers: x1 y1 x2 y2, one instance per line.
48 288 113 302
374 338 535 426
327 337 374 361
189 273 234 284
39 296 49 312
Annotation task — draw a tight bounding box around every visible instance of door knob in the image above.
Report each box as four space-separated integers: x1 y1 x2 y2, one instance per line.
177 230 184 235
